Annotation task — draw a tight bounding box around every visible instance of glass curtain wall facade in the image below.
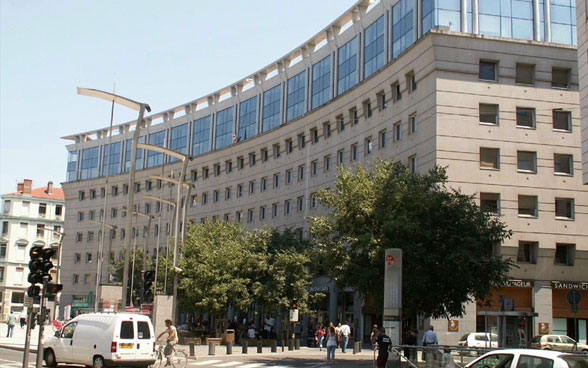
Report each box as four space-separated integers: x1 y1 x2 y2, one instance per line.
239 96 258 140
364 15 386 78
80 147 100 180
262 85 282 132
286 71 306 121
192 115 211 156
215 107 234 150
337 37 358 95
393 0 414 58
101 142 121 176
311 56 331 109
146 131 166 168
65 0 578 182
169 123 188 162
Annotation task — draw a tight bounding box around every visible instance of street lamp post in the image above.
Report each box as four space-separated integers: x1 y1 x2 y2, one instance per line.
122 208 153 305
77 87 151 309
88 219 117 311
137 143 190 321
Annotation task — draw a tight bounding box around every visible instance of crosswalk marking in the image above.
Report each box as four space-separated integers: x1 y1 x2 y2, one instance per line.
214 362 242 367
192 359 223 366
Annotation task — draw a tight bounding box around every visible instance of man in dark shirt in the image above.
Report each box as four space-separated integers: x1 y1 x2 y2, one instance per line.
376 327 392 368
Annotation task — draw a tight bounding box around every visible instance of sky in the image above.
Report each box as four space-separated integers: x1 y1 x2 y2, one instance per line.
0 0 358 195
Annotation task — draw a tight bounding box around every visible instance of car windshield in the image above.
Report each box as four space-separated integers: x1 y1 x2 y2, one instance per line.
531 336 541 344
560 355 588 368
469 354 514 368
460 334 469 341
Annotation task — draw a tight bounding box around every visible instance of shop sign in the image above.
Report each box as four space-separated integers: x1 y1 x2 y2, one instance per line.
538 322 549 334
552 281 588 290
307 286 329 293
505 279 533 288
71 301 89 308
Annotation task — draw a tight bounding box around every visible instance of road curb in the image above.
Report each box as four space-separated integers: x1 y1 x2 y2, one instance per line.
0 344 37 353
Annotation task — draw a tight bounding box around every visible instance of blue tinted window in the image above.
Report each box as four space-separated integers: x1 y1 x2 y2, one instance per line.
551 1 575 45
239 96 258 140
80 146 100 180
169 123 188 162
286 71 306 121
215 107 234 149
101 141 121 175
422 0 461 34
393 0 414 58
364 15 385 78
262 85 281 132
124 136 145 172
478 0 537 41
337 37 358 95
192 115 211 156
311 55 331 109
146 130 166 168
67 150 78 181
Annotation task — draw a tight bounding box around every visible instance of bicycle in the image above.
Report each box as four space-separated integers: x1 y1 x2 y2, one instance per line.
152 340 188 368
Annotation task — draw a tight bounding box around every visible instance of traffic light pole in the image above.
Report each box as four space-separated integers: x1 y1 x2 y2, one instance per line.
22 309 34 368
35 278 48 368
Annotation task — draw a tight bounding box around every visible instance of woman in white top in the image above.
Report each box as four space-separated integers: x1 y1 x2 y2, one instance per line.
326 325 337 363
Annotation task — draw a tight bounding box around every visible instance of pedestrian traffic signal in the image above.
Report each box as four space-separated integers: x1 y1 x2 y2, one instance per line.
46 283 63 296
292 298 298 309
143 270 155 303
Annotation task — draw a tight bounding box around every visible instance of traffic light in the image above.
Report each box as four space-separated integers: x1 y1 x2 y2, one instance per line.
292 298 298 309
143 270 155 303
28 246 44 297
46 283 63 296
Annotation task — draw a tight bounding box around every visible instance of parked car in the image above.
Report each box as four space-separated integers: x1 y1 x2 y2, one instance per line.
43 312 156 368
530 335 588 352
465 348 588 368
458 332 499 356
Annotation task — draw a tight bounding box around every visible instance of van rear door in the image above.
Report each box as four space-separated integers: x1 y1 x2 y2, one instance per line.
117 320 137 361
136 320 154 360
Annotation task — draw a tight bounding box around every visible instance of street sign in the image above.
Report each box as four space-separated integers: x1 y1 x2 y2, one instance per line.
289 309 299 322
567 290 581 305
24 296 33 308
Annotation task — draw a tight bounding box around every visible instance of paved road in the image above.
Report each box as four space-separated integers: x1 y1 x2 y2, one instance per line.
0 347 38 368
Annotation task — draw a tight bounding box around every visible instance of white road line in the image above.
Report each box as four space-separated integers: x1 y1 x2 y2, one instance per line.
191 359 223 366
235 363 265 368
214 362 243 367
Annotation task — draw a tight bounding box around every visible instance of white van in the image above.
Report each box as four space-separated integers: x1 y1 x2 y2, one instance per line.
43 312 156 368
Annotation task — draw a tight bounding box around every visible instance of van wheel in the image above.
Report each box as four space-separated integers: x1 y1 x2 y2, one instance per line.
44 349 57 367
92 356 105 368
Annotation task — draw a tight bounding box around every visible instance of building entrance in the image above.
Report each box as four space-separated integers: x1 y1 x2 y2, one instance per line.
478 311 537 348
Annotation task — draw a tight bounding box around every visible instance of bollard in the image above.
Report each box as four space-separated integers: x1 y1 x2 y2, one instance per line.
288 339 294 351
359 341 362 352
294 338 300 350
189 343 195 357
353 341 359 354
271 340 277 353
208 341 215 356
226 342 232 355
257 340 263 353
242 340 248 354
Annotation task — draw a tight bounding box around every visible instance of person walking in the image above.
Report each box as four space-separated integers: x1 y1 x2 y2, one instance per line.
19 311 27 329
405 329 418 362
422 326 439 362
6 312 16 337
326 325 337 363
375 327 392 368
340 321 351 353
316 323 326 351
335 322 342 348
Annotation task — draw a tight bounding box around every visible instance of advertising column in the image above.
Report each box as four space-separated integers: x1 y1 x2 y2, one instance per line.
383 249 402 345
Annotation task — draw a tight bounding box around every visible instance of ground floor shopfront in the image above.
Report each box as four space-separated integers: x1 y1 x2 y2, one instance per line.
427 280 588 347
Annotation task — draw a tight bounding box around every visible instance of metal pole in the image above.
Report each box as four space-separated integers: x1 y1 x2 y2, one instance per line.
22 308 33 368
35 279 48 368
122 104 146 307
171 158 189 321
153 165 164 297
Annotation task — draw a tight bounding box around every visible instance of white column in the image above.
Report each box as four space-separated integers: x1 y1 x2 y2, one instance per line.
544 0 551 42
533 281 553 336
472 0 479 34
461 0 468 32
533 0 540 40
414 0 421 40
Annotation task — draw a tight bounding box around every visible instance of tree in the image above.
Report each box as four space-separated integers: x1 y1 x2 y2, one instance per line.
309 160 514 319
178 222 315 318
110 247 155 305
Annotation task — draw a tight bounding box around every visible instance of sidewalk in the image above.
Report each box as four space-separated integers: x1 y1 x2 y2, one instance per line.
0 323 41 352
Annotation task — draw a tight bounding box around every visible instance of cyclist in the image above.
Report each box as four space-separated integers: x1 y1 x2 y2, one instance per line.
156 319 179 366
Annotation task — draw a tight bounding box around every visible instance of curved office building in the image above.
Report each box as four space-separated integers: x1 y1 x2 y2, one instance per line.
62 0 587 345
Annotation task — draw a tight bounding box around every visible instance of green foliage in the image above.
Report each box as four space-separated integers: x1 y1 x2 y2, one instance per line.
309 160 514 319
178 222 313 317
